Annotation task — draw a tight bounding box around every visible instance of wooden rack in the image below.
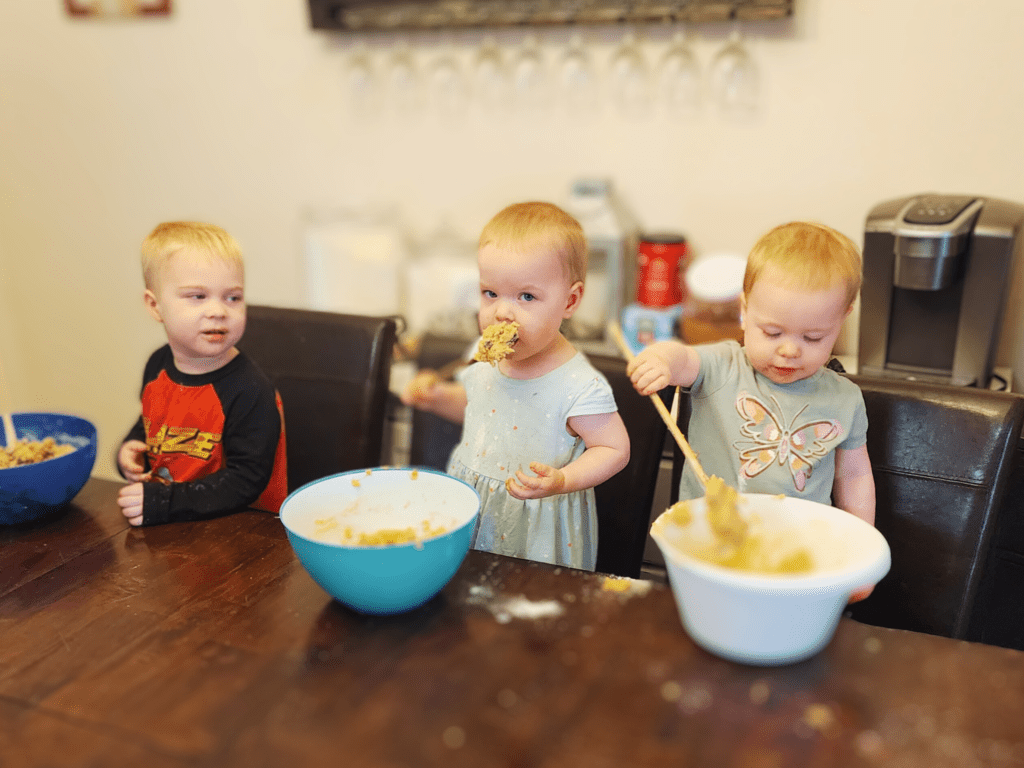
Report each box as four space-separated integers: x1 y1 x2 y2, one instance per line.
309 0 792 31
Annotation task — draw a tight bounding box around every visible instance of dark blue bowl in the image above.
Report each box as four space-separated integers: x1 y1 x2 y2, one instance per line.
0 413 98 525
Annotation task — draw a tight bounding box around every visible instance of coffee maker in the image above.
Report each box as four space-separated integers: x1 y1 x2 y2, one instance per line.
859 193 1024 389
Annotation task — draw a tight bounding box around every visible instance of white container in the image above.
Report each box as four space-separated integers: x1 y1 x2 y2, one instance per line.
403 223 479 338
651 494 890 666
681 252 746 345
685 252 746 306
304 210 408 318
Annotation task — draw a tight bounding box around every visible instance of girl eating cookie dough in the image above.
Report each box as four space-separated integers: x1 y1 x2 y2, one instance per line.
402 202 630 570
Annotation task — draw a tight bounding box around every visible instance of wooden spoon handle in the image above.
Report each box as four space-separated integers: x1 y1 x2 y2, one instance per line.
608 324 709 488
0 353 16 447
436 356 470 381
1 412 15 448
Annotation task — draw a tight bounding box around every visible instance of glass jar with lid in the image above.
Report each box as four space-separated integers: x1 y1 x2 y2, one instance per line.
680 253 746 345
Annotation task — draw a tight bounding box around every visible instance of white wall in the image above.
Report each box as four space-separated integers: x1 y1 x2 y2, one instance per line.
2 0 1023 480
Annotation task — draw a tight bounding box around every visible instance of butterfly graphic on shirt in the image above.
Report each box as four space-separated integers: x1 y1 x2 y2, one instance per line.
732 392 843 492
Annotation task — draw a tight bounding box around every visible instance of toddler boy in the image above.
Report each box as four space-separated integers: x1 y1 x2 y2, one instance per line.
117 221 287 526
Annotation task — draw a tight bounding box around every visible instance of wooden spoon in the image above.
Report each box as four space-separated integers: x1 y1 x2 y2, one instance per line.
609 323 709 488
1 412 15 449
0 353 17 448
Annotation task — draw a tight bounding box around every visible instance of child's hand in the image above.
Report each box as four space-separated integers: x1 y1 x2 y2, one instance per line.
117 482 145 527
627 347 673 396
506 462 566 501
399 370 469 424
118 440 149 482
400 370 441 408
848 584 874 604
626 341 700 394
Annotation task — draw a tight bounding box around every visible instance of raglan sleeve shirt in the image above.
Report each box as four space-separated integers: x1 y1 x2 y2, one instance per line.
120 346 284 525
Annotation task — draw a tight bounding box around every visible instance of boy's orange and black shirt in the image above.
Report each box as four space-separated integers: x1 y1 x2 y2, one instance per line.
121 344 287 525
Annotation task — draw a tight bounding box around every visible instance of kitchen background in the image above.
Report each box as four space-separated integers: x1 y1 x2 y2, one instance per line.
2 0 1024 481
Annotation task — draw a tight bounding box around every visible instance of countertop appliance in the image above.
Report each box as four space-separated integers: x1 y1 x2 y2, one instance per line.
563 179 637 354
859 193 1024 389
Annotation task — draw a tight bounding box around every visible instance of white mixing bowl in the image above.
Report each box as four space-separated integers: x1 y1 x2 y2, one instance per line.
651 493 890 665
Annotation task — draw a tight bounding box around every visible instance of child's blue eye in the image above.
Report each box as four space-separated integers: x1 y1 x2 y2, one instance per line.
482 289 496 299
520 293 536 302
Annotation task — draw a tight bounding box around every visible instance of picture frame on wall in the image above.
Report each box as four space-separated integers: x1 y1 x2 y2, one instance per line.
65 0 172 17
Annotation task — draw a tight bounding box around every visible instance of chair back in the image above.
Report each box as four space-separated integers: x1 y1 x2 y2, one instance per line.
973 439 1024 649
846 375 1024 640
408 335 666 577
587 352 668 577
407 334 470 473
666 371 1024 641
241 305 397 492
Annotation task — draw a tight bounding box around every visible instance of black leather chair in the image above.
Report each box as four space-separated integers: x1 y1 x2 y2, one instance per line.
240 305 397 492
971 438 1024 649
408 334 667 578
667 373 1024 646
588 352 669 577
846 375 1024 643
406 334 470 475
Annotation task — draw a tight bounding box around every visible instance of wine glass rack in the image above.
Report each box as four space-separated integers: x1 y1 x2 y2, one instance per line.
309 0 792 32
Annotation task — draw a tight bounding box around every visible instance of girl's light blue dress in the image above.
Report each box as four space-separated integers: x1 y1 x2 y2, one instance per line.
447 352 617 571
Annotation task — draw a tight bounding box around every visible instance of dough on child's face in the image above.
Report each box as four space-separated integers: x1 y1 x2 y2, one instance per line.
477 244 576 365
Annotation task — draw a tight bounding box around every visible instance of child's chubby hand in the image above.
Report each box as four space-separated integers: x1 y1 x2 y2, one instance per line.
506 462 566 501
848 584 875 604
627 346 673 396
400 369 442 408
117 482 145 527
117 439 149 483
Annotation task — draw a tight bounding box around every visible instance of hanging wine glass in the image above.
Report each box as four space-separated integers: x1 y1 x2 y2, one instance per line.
345 38 379 118
658 29 701 117
709 27 759 120
427 37 469 120
385 36 422 116
510 33 550 114
609 29 651 119
472 34 510 116
557 32 600 115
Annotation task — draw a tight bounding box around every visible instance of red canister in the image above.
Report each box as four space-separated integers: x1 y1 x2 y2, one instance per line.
636 234 689 307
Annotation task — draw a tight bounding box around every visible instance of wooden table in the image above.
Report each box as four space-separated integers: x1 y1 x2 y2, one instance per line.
3 479 1023 768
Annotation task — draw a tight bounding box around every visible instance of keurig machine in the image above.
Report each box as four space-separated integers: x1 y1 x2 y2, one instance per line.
859 193 1024 388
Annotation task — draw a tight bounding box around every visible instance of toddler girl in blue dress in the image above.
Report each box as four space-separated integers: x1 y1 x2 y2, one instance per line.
402 202 630 570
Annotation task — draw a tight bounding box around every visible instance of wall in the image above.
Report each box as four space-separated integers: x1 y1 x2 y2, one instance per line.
2 0 1023 480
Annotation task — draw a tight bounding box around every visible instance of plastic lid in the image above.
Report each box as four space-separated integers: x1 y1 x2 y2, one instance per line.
640 232 687 245
685 253 747 303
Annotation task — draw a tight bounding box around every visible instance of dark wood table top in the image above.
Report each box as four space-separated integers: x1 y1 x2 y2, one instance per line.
3 478 1023 768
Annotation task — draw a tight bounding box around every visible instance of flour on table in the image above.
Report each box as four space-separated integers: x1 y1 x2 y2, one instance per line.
467 585 564 623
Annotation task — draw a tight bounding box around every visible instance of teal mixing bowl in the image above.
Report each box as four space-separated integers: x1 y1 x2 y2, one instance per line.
0 412 98 525
280 467 480 615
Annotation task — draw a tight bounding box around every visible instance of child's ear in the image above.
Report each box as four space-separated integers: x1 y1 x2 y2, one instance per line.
739 293 747 330
563 281 585 319
144 289 164 324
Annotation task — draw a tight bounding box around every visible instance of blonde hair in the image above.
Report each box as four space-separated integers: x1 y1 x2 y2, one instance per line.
141 221 244 290
744 222 862 308
478 202 588 285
